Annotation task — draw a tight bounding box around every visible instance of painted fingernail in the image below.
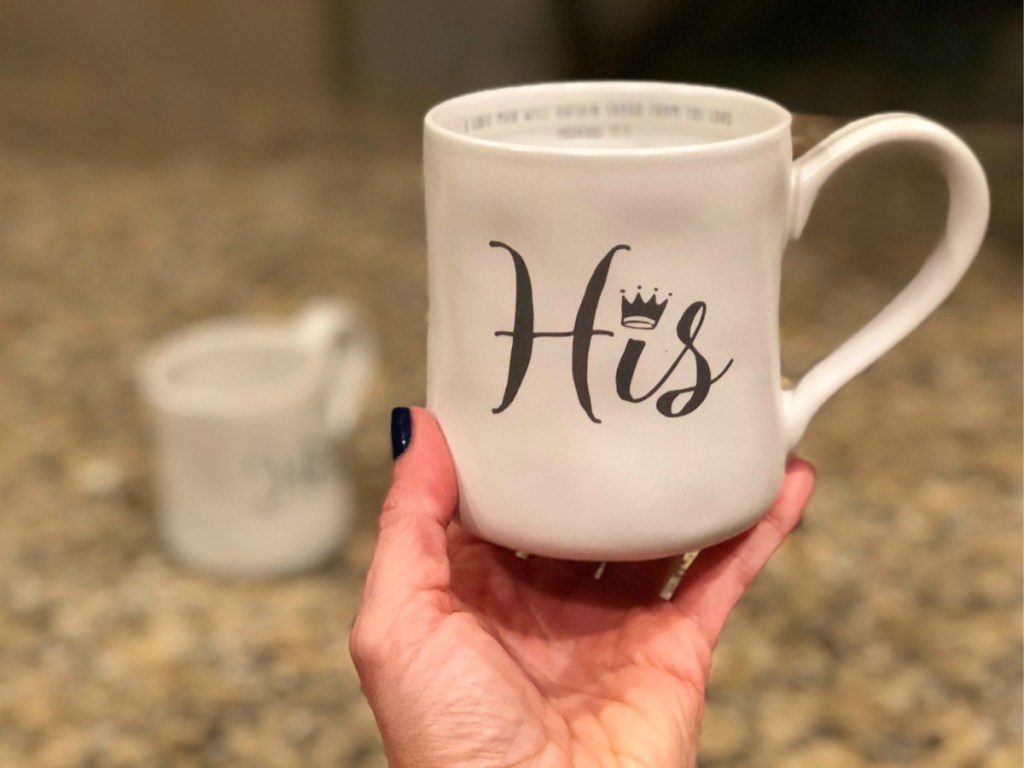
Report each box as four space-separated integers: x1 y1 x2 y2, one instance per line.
390 407 412 459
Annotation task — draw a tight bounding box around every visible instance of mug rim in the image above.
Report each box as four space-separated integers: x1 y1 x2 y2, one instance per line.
424 80 793 157
139 319 323 417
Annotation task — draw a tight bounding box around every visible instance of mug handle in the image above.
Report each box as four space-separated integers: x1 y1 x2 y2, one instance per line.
783 113 989 451
293 299 377 440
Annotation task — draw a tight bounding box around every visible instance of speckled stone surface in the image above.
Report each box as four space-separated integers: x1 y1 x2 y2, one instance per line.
0 73 1019 767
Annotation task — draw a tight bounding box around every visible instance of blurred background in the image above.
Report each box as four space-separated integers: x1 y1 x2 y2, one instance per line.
0 2 1020 766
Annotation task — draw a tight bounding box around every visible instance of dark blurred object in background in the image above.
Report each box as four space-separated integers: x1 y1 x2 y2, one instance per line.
552 0 1022 121
339 0 1021 120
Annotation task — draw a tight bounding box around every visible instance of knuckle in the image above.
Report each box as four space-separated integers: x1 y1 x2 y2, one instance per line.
379 489 400 518
348 611 390 671
378 486 407 528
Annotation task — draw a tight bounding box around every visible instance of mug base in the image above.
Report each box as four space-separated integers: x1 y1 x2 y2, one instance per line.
458 510 764 563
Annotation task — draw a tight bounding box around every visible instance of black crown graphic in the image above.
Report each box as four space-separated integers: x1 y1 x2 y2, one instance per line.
620 287 669 330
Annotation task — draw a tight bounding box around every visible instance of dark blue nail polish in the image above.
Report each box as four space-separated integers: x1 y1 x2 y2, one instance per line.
390 407 412 459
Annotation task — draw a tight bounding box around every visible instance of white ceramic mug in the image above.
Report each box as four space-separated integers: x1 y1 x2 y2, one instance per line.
139 300 375 577
424 81 988 561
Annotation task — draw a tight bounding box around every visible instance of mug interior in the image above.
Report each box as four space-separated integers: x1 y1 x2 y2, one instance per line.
141 323 320 415
168 341 306 391
426 82 790 152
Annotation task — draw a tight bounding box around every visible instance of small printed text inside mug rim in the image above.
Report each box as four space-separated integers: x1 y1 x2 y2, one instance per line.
427 83 791 153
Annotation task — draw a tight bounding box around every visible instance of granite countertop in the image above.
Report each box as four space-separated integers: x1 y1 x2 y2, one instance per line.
0 74 1020 767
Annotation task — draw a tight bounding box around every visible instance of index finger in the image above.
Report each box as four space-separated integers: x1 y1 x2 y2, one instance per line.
671 458 815 644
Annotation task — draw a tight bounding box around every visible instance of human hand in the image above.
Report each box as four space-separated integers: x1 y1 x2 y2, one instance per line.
350 407 815 768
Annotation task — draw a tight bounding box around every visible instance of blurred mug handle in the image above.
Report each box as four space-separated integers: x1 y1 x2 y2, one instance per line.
293 299 376 440
783 114 989 451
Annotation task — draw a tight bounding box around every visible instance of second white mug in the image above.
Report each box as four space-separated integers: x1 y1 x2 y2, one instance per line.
139 299 376 577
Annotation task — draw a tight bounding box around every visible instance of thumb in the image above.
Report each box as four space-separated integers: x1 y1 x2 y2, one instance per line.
359 407 459 625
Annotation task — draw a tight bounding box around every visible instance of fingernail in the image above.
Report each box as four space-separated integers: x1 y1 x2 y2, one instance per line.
390 407 412 460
